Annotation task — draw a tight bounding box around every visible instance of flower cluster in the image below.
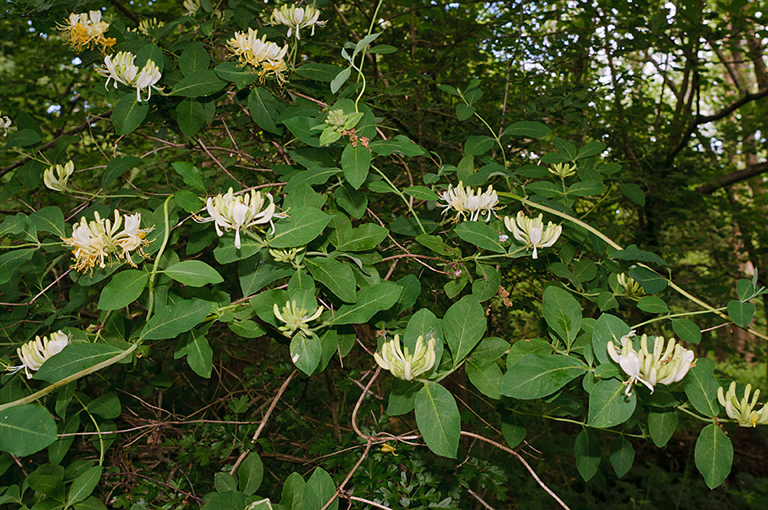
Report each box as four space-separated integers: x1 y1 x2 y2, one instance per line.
58 10 116 52
62 210 154 273
269 3 326 39
1 113 11 137
504 211 562 259
273 300 323 338
183 0 201 16
617 273 644 300
269 247 305 267
313 109 364 145
549 162 577 179
718 382 768 427
9 331 70 379
439 182 499 223
43 161 75 192
227 28 288 83
608 332 695 396
374 334 436 381
96 52 163 102
195 188 287 249
128 18 165 36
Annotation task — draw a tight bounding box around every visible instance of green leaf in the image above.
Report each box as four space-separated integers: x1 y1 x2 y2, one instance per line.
648 410 678 447
330 282 402 325
728 299 755 327
248 87 281 134
333 223 389 251
456 103 475 121
239 258 293 297
387 379 420 416
269 207 332 248
577 141 607 159
403 185 440 201
281 472 306 510
628 266 668 294
472 337 509 361
67 465 102 506
415 382 460 458
214 472 238 493
568 181 606 197
736 279 755 301
112 94 148 135
333 184 368 219
303 467 338 510
502 121 550 138
587 379 637 428
135 43 164 72
28 206 65 238
415 234 459 257
0 248 35 285
294 63 344 82
102 156 140 188
610 436 634 478
368 136 428 157
454 221 505 253
187 329 213 378
466 359 502 399
97 270 148 310
592 314 631 365
637 296 669 314
290 333 322 376
610 245 666 266
574 429 601 482
164 260 223 287
171 161 207 193
542 286 582 348
553 137 578 161
34 343 125 383
341 144 372 189
4 128 41 148
215 61 258 88
330 66 351 94
170 70 225 97
87 393 121 419
443 295 486 364
141 299 213 340
501 354 587 399
305 257 356 303
695 424 733 489
672 319 701 344
683 358 720 417
501 416 527 448
176 99 207 137
0 405 57 456
238 452 263 496
619 183 645 206
179 42 210 76
214 236 263 264
464 135 494 156
472 263 501 302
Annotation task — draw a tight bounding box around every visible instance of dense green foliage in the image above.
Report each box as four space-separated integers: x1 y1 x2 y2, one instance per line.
2 0 768 508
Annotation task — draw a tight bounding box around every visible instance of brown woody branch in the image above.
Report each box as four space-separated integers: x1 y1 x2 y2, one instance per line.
696 161 768 194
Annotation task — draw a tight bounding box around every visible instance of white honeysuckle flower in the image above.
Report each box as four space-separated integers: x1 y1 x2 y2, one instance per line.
607 331 695 396
718 381 768 427
1 114 11 136
58 10 115 52
227 28 288 82
273 300 323 338
10 331 70 379
269 3 326 39
195 188 287 249
374 334 436 381
43 160 75 192
439 181 499 223
133 60 163 102
504 211 562 259
183 0 201 16
97 52 162 102
62 210 153 273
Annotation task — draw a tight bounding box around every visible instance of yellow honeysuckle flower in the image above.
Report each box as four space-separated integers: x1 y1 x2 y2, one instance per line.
58 11 116 52
227 28 288 83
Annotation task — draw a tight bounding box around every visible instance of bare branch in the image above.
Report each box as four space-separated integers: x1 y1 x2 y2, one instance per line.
696 161 768 194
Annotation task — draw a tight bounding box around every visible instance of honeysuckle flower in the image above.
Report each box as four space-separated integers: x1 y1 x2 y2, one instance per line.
97 52 162 102
269 3 326 39
374 334 436 381
273 300 323 338
504 211 562 259
607 332 695 396
617 273 644 300
183 0 200 16
43 161 75 192
439 182 499 223
227 28 289 82
1 114 11 136
8 331 70 379
62 210 153 273
58 11 116 52
269 246 304 267
549 162 577 179
194 188 287 249
718 382 768 427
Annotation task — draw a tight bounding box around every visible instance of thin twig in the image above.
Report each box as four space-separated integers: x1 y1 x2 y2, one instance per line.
0 267 72 306
320 440 373 510
341 495 392 510
466 488 497 510
106 471 204 505
229 369 297 474
352 367 381 440
197 138 245 187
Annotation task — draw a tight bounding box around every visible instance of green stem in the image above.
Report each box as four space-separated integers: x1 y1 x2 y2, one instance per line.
675 404 713 423
500 192 768 342
371 163 426 235
0 343 138 413
631 307 728 330
353 0 385 112
146 195 173 320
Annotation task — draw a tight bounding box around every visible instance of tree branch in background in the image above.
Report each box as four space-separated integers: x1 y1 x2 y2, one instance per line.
697 161 768 194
